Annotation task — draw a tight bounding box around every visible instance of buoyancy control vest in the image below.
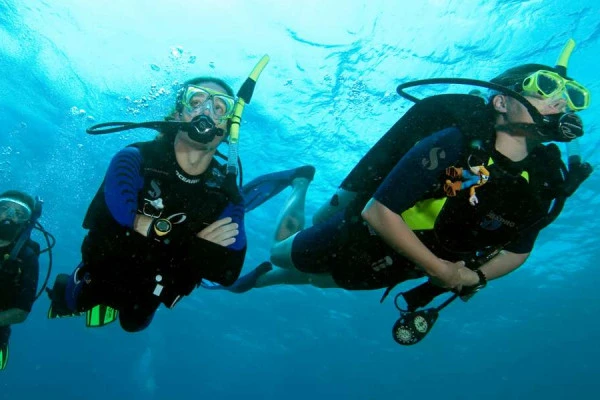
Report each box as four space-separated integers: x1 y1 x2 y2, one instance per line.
80 137 243 305
340 94 570 264
0 240 40 310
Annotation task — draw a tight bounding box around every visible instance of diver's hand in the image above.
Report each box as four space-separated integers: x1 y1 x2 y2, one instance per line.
429 260 473 292
197 217 239 247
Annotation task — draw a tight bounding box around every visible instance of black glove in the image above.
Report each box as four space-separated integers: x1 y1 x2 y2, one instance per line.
562 159 593 197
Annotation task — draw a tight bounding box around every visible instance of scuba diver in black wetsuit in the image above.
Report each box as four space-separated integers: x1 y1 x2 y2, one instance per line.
46 57 316 332
0 190 54 369
210 39 593 344
46 76 254 332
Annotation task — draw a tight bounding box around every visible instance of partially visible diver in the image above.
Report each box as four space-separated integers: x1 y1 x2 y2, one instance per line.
0 190 54 369
208 39 593 345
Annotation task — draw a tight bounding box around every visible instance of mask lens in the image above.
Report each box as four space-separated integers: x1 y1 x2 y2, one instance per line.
0 199 31 224
182 86 235 121
535 72 562 97
184 86 209 108
565 81 590 111
211 94 235 118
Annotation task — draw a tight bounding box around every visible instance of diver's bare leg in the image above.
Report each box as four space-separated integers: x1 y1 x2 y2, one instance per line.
273 177 311 242
267 231 339 289
267 173 349 288
270 233 297 269
254 267 339 289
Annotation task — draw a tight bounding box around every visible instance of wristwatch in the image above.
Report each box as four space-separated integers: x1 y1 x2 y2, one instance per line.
153 218 172 237
474 269 487 288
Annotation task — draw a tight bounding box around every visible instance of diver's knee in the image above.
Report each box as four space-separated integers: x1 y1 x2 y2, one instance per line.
269 251 287 268
270 236 296 269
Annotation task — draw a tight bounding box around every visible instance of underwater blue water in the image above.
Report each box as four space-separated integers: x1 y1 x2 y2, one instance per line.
1 0 599 398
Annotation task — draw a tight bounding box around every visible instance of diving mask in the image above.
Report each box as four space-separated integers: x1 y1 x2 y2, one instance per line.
520 70 590 111
397 77 585 143
0 198 32 243
181 85 236 123
0 198 32 224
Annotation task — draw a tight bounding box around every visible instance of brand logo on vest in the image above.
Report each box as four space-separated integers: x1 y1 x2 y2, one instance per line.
143 180 164 218
480 211 516 230
148 179 161 198
371 256 393 272
422 147 446 170
175 170 201 184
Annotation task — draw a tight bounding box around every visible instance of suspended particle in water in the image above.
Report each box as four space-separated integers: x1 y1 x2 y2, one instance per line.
188 56 197 64
170 46 183 58
150 64 161 71
209 61 215 69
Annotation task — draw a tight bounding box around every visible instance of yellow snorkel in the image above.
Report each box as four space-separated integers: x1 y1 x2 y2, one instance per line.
556 39 585 166
555 38 575 78
227 55 270 176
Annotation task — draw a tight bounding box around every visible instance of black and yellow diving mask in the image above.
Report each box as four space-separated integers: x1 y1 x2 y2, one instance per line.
520 70 590 111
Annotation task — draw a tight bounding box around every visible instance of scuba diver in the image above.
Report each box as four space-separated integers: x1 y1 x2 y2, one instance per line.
0 190 54 370
208 39 593 344
46 57 316 332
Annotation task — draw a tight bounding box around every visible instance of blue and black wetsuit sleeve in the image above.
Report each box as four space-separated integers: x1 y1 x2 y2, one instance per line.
374 127 466 214
186 202 247 287
103 147 145 228
14 244 40 313
218 201 247 251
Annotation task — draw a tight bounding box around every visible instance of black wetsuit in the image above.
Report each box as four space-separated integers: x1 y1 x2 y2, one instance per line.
69 136 247 331
0 240 40 348
291 113 564 290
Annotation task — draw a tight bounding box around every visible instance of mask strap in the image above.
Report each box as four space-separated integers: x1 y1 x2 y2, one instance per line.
397 78 547 126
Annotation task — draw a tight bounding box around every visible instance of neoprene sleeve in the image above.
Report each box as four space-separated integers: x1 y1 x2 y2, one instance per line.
103 147 145 228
